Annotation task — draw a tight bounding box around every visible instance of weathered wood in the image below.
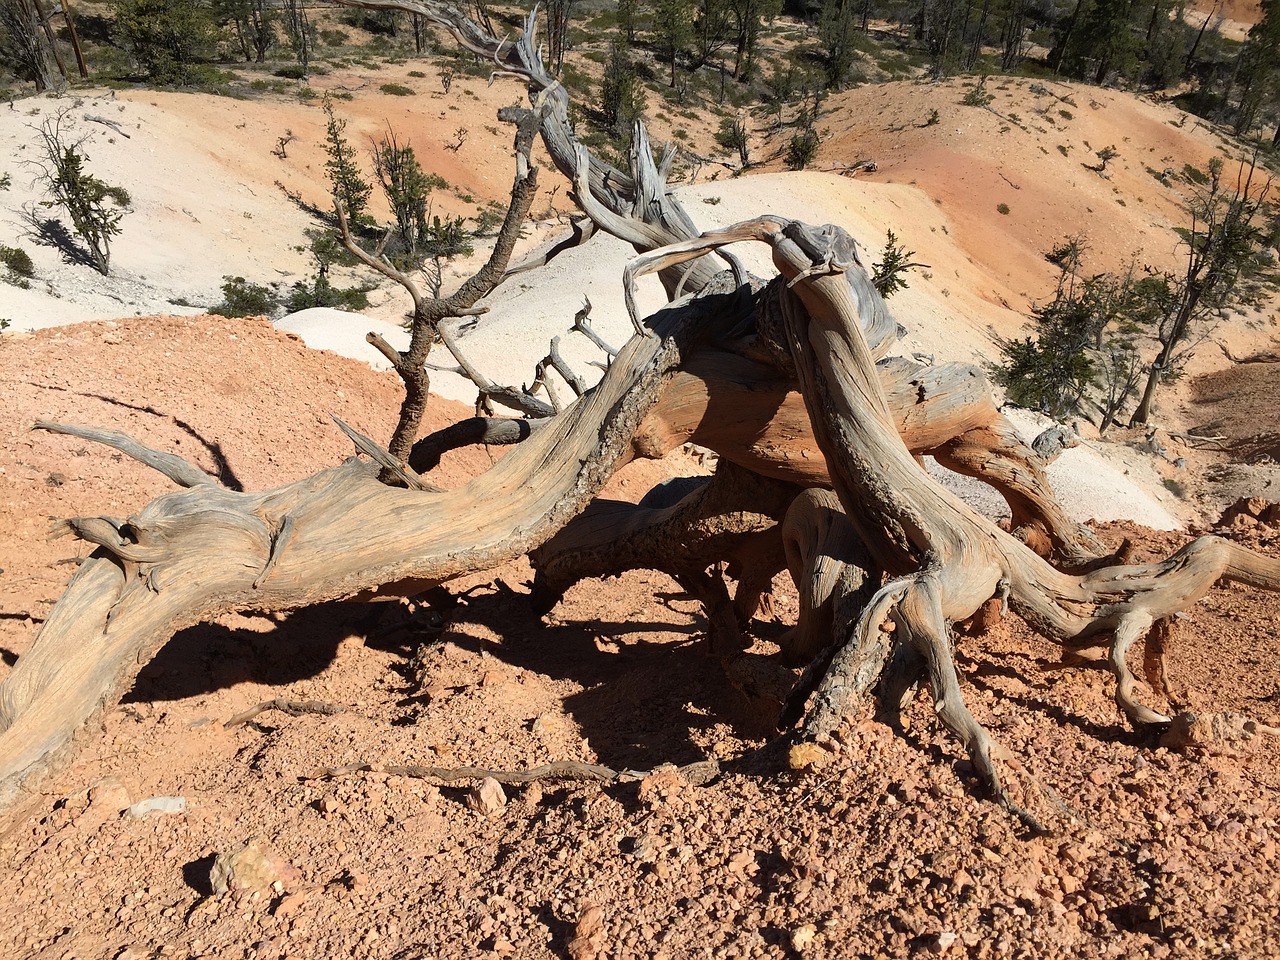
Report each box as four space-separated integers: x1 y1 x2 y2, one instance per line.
0 291 740 809
779 488 876 665
625 217 1280 816
531 459 798 654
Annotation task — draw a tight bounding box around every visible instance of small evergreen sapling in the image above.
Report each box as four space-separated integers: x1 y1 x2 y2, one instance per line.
322 98 372 225
31 113 130 276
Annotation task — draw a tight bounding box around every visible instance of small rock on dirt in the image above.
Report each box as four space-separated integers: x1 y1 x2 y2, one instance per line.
465 776 506 815
210 839 299 897
126 796 187 818
567 903 605 960
790 923 818 951
86 776 133 816
787 742 830 771
930 931 959 954
1160 711 1278 751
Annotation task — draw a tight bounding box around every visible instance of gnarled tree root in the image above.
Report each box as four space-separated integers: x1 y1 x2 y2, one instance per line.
625 217 1280 819
530 459 799 654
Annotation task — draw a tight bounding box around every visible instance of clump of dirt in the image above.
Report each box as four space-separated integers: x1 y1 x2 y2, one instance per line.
2 316 1280 959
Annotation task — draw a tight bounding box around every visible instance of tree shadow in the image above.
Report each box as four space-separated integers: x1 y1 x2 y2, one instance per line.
961 656 1148 746
417 578 781 771
62 13 116 47
182 854 217 897
122 602 371 704
23 210 97 271
33 384 245 491
115 570 779 776
76 393 246 490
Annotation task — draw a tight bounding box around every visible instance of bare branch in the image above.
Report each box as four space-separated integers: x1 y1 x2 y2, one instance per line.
437 323 556 418
331 416 441 492
570 297 619 357
33 420 218 489
408 416 546 473
365 331 404 369
547 336 589 396
224 699 345 729
335 200 424 319
504 217 598 278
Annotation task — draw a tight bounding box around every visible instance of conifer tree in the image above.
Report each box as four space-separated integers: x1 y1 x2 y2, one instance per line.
322 98 373 225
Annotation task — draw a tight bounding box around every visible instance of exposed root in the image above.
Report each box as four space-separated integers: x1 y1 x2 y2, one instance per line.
308 758 721 788
224 698 346 729
530 459 798 654
631 218 1280 819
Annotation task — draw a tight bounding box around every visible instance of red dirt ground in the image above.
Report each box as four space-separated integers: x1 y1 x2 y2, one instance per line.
2 316 1279 960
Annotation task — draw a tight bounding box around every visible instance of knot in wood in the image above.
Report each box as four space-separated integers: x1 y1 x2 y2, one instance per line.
754 279 798 377
781 221 862 275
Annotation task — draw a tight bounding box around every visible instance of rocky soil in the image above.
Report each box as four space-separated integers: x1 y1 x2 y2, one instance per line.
2 316 1279 960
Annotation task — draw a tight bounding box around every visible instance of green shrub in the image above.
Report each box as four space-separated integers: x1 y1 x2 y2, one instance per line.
322 99 373 224
786 127 820 171
871 230 918 300
961 77 994 107
274 65 307 80
284 274 371 312
1 244 35 280
422 215 472 259
997 202 1010 215
210 276 277 317
379 83 414 96
114 0 221 86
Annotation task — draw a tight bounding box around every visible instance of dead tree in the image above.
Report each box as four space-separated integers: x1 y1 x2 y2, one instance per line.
2 1 1279 818
336 105 541 467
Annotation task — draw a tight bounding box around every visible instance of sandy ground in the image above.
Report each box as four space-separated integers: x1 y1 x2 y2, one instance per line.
3 43 1280 960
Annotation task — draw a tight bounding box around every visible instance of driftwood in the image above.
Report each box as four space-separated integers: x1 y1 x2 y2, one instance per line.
3 0 1280 821
621 217 1280 823
0 289 739 809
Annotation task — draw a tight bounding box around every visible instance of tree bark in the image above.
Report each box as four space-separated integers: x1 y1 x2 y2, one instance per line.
0 289 741 809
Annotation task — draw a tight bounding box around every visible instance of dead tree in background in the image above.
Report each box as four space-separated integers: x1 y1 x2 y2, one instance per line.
335 107 542 467
2 1 1279 823
0 0 69 92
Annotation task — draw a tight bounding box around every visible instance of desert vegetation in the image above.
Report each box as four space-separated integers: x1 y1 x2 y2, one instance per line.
1 2 1280 958
2 0 1279 821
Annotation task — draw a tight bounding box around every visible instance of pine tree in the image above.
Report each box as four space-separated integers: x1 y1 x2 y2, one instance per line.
372 132 446 261
322 98 373 225
113 0 221 85
600 40 647 138
652 0 693 87
31 113 131 276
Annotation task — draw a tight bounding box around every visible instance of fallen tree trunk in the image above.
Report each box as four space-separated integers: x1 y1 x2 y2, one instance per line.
633 345 1102 563
0 290 741 809
6 218 1280 821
